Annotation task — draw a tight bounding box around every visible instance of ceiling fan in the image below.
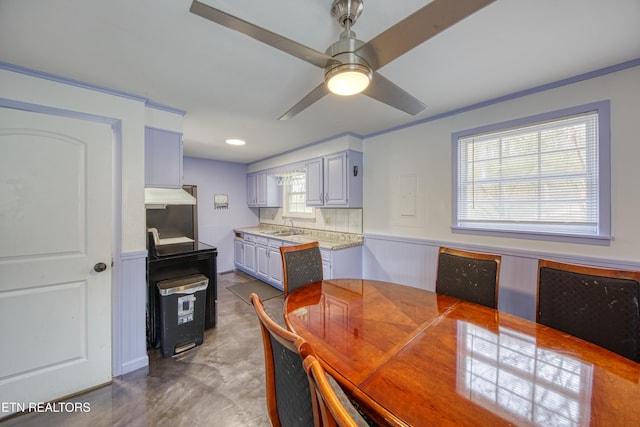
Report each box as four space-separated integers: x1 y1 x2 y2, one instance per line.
190 0 495 120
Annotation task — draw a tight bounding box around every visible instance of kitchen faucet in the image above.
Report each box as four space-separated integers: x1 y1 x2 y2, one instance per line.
285 218 295 234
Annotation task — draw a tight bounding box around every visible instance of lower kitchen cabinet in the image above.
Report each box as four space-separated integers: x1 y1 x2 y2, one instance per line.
256 236 284 290
234 234 256 275
233 238 243 266
235 233 284 289
321 249 331 278
319 246 362 279
267 240 284 288
234 231 362 288
255 236 271 282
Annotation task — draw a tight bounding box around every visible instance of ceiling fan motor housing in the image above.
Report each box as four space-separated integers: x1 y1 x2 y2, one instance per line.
331 0 364 28
324 31 372 88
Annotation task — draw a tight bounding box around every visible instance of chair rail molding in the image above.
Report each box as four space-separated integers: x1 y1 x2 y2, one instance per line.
363 233 640 321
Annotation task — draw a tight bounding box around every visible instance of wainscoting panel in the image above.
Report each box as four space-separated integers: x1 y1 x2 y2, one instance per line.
363 234 640 321
113 250 148 376
363 236 438 291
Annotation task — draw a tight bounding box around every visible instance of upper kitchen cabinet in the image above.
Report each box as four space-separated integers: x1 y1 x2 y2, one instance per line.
305 157 324 206
145 127 183 187
306 150 363 207
247 170 281 207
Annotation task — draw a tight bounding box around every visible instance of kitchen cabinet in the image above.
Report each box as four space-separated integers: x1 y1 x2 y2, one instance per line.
256 236 269 281
247 170 281 207
233 233 257 277
234 238 244 267
145 127 183 187
256 237 284 289
320 246 361 279
242 234 256 274
305 157 324 206
267 241 283 288
247 173 257 207
321 249 332 279
235 233 283 288
235 230 361 286
306 150 363 208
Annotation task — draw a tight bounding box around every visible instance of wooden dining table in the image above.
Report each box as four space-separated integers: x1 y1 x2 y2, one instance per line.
283 279 640 427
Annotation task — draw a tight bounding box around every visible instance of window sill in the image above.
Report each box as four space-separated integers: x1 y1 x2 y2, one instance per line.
451 226 612 246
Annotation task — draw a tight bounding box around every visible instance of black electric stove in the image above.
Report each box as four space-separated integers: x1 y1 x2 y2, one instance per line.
147 233 217 349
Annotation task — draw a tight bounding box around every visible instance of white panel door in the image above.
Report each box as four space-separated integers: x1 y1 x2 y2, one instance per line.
0 107 112 416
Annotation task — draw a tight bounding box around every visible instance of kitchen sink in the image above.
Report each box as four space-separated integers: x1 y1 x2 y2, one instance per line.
263 230 301 237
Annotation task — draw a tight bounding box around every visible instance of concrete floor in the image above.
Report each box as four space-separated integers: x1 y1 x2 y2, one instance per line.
1 271 364 427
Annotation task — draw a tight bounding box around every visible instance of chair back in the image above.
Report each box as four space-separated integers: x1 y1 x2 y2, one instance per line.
537 259 640 362
280 241 323 296
436 247 501 308
250 293 319 427
300 349 359 427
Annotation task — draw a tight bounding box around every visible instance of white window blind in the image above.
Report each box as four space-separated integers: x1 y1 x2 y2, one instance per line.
280 171 314 217
456 111 600 237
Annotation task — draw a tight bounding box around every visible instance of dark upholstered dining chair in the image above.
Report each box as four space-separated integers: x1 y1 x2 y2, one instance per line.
250 293 361 427
537 259 640 362
250 292 319 427
436 247 501 309
280 241 323 297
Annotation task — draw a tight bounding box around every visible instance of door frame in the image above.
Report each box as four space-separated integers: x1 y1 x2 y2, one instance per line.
1 98 124 378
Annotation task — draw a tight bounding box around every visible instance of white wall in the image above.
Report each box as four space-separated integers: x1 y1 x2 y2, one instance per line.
183 157 258 272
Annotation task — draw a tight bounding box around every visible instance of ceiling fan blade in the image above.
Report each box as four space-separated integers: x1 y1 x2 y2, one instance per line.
357 0 495 70
363 72 426 116
190 0 336 69
278 83 329 120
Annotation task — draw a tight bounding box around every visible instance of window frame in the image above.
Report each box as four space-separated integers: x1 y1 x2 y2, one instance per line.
451 101 611 245
282 172 315 219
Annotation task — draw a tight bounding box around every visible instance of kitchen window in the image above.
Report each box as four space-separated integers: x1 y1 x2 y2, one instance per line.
280 170 315 218
451 101 611 245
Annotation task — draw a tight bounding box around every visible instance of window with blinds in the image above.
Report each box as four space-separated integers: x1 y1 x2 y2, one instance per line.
452 102 611 244
282 171 314 218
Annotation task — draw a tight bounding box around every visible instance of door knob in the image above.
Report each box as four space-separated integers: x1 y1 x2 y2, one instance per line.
94 262 107 273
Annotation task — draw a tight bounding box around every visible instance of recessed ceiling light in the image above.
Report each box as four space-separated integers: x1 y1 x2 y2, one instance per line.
225 138 246 146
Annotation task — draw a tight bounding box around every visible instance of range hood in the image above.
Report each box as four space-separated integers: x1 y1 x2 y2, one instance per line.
145 187 196 209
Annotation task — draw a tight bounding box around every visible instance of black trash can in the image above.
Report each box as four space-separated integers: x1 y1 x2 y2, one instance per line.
156 274 209 357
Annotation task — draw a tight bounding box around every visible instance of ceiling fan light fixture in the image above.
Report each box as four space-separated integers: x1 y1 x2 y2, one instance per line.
325 63 371 96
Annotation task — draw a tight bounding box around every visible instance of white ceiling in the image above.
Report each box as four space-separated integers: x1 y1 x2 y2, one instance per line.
1 0 639 164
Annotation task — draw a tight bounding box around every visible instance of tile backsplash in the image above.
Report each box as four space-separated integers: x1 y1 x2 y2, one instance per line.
259 208 363 234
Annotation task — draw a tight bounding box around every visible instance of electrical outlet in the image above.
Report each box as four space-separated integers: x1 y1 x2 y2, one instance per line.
325 216 331 225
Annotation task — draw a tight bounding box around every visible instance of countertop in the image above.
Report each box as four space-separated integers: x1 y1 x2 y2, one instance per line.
234 226 363 250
